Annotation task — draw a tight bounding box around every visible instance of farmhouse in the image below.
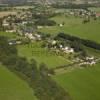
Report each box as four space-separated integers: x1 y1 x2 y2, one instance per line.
63 47 74 53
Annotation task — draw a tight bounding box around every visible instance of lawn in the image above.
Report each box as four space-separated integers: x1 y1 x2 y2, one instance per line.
0 65 37 100
17 42 71 68
39 15 100 43
54 63 100 100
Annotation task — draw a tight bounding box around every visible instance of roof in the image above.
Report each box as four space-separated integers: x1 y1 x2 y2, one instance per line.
96 13 100 16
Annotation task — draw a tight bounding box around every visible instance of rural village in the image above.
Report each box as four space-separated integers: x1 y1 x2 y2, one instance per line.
0 1 100 100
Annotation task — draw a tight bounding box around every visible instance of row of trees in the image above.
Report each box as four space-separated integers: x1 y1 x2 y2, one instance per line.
0 36 71 100
52 3 94 9
35 18 56 26
55 33 100 50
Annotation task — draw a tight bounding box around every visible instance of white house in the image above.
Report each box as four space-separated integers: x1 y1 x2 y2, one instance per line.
25 33 36 40
52 40 57 45
6 30 16 33
63 46 74 53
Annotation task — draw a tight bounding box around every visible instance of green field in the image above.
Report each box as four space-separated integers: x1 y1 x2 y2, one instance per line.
0 32 18 39
0 65 37 100
89 7 100 12
39 15 100 43
17 42 71 68
54 63 100 100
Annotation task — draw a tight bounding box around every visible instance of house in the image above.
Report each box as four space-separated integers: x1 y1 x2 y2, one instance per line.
86 56 94 60
2 20 9 26
34 34 41 40
22 21 28 25
37 26 43 29
59 24 63 27
25 33 36 40
62 46 74 53
52 40 57 45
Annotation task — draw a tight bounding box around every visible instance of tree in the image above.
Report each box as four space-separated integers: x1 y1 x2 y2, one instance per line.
39 63 49 76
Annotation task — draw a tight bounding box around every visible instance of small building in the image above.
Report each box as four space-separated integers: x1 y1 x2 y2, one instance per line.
59 24 63 27
52 40 57 45
6 30 16 33
25 33 36 40
37 26 43 29
63 46 74 53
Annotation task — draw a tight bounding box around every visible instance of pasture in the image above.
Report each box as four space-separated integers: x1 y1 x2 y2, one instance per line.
0 65 37 100
54 63 100 100
38 15 100 43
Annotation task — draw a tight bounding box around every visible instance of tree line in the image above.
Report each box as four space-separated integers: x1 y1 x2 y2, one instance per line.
0 36 71 100
55 33 100 50
52 3 94 9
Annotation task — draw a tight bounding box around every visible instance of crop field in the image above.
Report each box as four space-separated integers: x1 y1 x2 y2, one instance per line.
54 63 100 100
17 42 71 68
39 15 100 43
0 65 37 100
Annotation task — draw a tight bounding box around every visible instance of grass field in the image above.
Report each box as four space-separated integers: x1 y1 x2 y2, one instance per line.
39 15 100 43
0 65 37 100
54 63 100 100
17 42 71 68
89 7 100 12
0 32 18 39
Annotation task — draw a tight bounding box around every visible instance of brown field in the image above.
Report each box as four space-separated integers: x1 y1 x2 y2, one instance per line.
0 11 17 18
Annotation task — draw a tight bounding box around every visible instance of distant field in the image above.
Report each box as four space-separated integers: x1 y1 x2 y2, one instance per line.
39 15 100 43
89 7 100 12
54 63 100 100
0 32 17 38
0 65 37 100
17 43 70 68
14 6 34 9
0 11 16 18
